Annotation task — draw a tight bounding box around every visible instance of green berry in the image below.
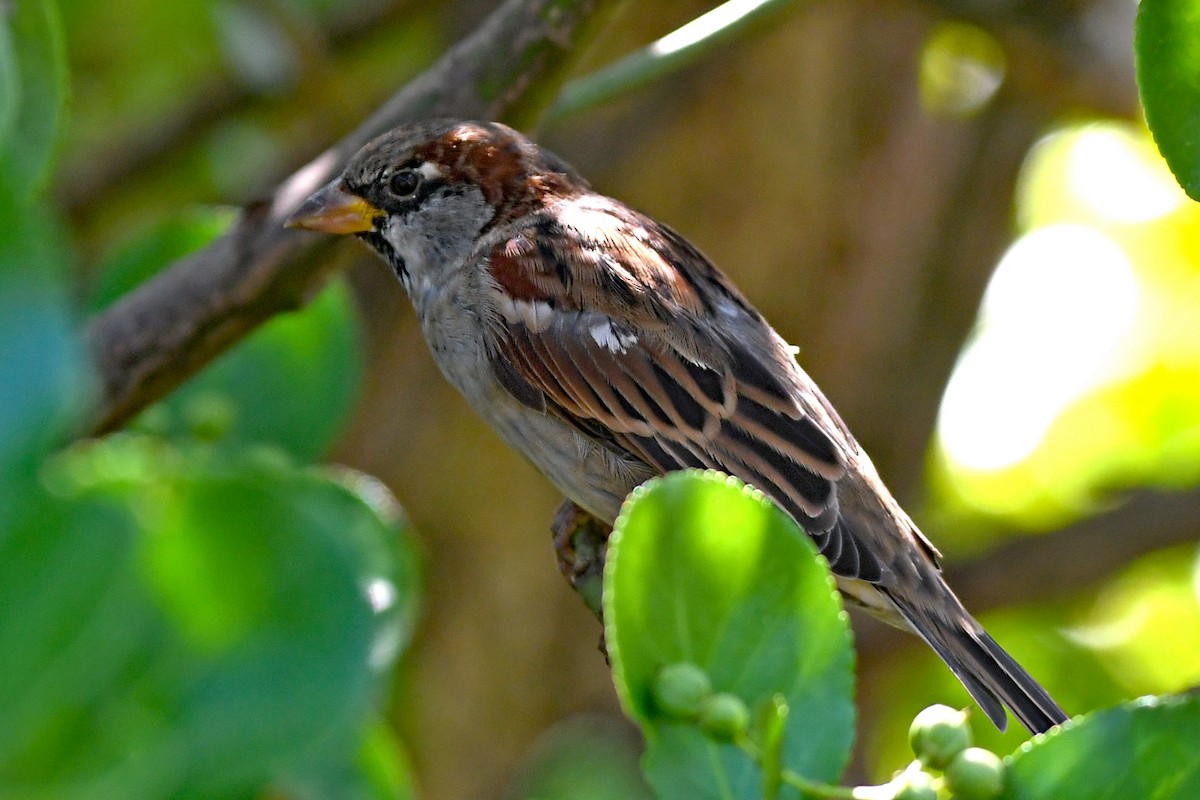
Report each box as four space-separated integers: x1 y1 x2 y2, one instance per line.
944 747 1005 799
892 768 939 800
696 692 750 742
652 662 712 719
909 704 972 769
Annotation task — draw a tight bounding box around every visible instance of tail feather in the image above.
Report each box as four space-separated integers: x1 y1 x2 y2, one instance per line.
886 590 1068 735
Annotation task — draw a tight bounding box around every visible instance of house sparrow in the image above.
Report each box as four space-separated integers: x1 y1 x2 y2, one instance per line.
288 119 1067 734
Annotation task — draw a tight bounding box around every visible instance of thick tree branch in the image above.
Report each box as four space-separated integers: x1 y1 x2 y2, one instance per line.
84 0 620 435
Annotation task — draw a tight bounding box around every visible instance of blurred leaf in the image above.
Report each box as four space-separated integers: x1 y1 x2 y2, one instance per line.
1136 0 1200 200
0 17 16 147
89 209 361 460
1003 694 1200 799
211 0 300 94
0 0 68 197
168 278 362 460
62 0 221 161
87 207 238 311
278 718 417 800
0 0 81 518
604 471 855 800
1065 545 1200 697
0 436 415 799
508 716 653 800
0 180 87 530
356 721 417 800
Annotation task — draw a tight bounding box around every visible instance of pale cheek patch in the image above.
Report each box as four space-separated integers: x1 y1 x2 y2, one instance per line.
491 289 556 332
588 320 638 353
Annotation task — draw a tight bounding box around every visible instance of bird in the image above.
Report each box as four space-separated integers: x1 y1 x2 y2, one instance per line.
287 118 1068 734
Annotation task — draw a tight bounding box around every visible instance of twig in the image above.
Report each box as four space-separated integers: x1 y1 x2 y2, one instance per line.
548 0 799 120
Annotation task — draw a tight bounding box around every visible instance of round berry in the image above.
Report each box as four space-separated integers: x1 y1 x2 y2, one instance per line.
909 704 972 769
944 747 1005 799
696 692 750 743
892 768 939 800
652 662 712 719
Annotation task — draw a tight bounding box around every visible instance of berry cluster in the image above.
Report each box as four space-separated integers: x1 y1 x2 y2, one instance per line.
651 662 1007 800
900 704 1005 800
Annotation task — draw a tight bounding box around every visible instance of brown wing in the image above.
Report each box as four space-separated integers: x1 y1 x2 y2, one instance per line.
483 197 885 582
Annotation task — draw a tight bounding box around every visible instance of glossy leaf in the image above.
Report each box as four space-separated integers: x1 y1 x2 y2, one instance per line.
0 437 415 799
604 471 855 800
1135 0 1200 200
1002 694 1200 799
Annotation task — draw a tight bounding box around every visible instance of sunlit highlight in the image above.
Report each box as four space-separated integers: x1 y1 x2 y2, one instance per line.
1068 125 1186 223
651 0 774 57
366 577 397 613
938 224 1140 471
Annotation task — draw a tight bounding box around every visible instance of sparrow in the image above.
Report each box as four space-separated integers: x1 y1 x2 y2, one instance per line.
287 119 1067 734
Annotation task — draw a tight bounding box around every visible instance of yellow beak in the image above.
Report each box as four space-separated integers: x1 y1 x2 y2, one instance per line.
286 181 382 234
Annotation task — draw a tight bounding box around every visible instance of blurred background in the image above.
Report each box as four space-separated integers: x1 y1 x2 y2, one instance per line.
55 0 1200 797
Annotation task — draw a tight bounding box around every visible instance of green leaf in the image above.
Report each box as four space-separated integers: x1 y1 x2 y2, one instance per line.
507 718 653 800
1003 694 1200 799
86 207 239 312
276 718 418 800
0 177 87 529
0 0 81 515
1135 0 1200 200
89 209 362 460
0 0 68 197
0 437 416 799
167 278 362 460
604 471 855 800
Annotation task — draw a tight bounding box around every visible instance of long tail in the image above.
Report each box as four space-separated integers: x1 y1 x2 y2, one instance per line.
887 588 1068 734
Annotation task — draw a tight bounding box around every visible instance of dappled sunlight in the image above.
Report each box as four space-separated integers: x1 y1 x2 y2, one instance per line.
650 0 776 57
934 122 1200 523
918 21 1006 117
1067 126 1186 224
938 225 1139 473
1065 547 1200 694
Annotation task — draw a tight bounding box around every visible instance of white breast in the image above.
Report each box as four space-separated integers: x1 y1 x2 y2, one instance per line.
414 276 649 523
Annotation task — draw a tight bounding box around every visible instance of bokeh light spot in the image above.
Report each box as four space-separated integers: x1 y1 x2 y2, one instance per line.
1067 125 1186 223
938 224 1139 471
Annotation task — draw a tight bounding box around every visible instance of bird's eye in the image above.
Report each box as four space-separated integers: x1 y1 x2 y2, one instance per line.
388 168 421 198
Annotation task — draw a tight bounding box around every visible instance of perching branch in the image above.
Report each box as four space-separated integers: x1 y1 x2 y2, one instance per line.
84 0 621 435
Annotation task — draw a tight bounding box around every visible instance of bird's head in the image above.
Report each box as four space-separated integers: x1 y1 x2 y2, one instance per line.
286 119 584 294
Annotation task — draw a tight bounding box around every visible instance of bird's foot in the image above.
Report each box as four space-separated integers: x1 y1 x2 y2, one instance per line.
550 499 611 622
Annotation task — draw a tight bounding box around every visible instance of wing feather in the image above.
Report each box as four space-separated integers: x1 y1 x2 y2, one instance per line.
483 198 885 582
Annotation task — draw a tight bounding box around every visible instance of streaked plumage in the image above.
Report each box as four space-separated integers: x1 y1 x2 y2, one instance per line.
288 119 1068 734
